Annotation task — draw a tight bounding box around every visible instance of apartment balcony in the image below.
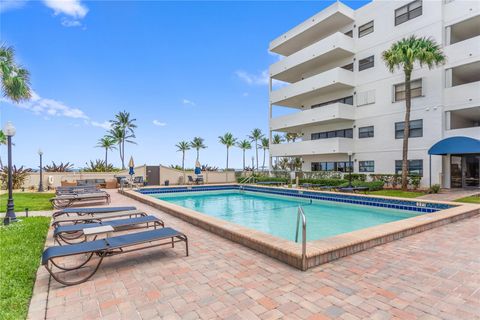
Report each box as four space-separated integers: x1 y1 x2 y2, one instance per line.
270 103 354 132
444 81 480 108
270 32 354 83
269 2 354 56
270 138 353 157
444 0 479 24
270 67 354 108
444 35 480 64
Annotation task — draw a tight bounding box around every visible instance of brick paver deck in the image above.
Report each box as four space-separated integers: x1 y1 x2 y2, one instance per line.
29 190 480 320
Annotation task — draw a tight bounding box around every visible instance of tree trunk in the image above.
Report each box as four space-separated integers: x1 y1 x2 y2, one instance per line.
121 138 125 169
262 149 266 171
182 151 185 170
255 141 258 170
226 147 229 170
242 150 245 171
118 143 123 169
196 149 199 162
401 69 412 191
105 148 108 168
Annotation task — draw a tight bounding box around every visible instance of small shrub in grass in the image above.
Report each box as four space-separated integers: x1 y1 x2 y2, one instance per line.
429 184 441 194
408 175 422 190
340 180 385 191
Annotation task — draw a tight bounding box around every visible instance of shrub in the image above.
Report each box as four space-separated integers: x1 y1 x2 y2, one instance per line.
340 180 384 191
429 184 441 194
408 175 422 190
299 178 348 186
82 159 120 172
0 165 32 189
302 171 342 180
346 173 367 181
43 161 73 172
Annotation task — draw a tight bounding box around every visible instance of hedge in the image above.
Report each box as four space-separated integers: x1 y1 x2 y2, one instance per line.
299 178 348 186
339 180 385 191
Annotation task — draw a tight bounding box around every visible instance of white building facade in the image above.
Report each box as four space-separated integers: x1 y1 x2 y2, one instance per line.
268 0 480 188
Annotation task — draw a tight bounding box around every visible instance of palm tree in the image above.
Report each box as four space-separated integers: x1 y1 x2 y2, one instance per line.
96 136 117 169
271 133 284 169
109 111 137 169
285 132 301 143
248 128 264 170
382 35 445 190
260 137 269 171
190 137 206 162
175 141 190 171
237 140 252 171
0 44 31 102
218 133 237 170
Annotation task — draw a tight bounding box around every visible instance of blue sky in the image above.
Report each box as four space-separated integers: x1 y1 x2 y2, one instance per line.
1 0 369 170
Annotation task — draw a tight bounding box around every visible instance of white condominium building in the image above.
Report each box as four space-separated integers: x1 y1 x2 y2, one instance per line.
268 0 480 188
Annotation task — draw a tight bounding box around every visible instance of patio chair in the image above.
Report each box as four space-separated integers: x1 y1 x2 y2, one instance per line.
53 215 164 245
42 227 189 286
53 206 137 219
50 192 111 209
187 175 195 184
56 186 99 195
51 210 147 228
195 175 204 184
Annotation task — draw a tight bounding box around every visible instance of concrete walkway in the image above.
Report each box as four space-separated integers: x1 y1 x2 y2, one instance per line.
28 190 480 320
418 189 479 201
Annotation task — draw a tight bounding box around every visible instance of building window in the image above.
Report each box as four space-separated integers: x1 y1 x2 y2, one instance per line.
344 30 353 38
394 79 422 101
395 119 423 139
358 21 374 38
311 128 353 140
359 126 374 138
359 161 375 172
395 0 422 26
311 161 352 172
395 159 423 176
359 56 374 71
311 96 353 109
341 63 354 71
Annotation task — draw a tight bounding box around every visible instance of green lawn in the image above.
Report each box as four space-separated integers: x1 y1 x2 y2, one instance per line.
0 217 50 320
0 193 53 212
455 195 480 204
366 189 425 198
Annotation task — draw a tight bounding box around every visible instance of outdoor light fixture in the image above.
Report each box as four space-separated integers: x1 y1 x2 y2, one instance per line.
3 121 16 225
38 149 44 192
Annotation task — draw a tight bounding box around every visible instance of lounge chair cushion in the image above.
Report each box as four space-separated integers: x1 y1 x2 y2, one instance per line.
43 227 182 265
57 206 136 214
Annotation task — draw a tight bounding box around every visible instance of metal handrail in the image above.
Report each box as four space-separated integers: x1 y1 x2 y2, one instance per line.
239 176 254 184
295 206 307 271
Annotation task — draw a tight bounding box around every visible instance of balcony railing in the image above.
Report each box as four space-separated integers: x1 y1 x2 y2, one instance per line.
270 103 354 132
270 32 354 83
270 67 354 108
270 138 353 157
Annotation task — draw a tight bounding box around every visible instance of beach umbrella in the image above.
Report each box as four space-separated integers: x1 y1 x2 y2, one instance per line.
128 156 135 176
194 160 201 175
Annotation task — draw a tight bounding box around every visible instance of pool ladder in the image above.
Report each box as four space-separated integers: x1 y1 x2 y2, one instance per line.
295 206 307 271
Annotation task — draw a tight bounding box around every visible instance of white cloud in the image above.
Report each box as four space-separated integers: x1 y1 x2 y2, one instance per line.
152 120 167 127
90 121 111 130
268 50 283 62
235 70 269 86
43 0 88 19
3 91 109 130
242 92 249 97
182 99 196 106
0 0 28 13
61 18 82 27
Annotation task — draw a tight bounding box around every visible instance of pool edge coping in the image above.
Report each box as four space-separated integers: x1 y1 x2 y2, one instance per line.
120 186 480 270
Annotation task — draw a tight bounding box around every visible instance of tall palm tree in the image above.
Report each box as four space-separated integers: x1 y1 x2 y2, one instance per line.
190 137 206 162
248 128 264 170
382 35 445 190
109 111 137 169
271 133 284 169
260 137 269 171
218 133 237 170
0 44 31 102
237 139 251 171
175 141 190 171
96 136 117 169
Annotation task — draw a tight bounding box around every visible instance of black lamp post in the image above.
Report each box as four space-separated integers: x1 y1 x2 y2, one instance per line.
348 152 353 188
3 121 16 225
38 149 44 192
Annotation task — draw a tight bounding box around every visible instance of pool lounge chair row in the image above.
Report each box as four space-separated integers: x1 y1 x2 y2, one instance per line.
51 187 111 209
43 206 189 286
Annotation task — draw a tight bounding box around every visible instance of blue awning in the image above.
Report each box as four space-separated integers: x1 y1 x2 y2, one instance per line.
428 136 480 155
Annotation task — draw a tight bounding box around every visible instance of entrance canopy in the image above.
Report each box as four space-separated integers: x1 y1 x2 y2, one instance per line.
428 136 480 155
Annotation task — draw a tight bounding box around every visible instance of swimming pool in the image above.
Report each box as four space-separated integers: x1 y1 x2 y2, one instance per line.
123 185 476 270
153 190 422 241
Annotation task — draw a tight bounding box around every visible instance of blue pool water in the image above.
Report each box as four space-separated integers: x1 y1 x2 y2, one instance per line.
153 190 423 241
